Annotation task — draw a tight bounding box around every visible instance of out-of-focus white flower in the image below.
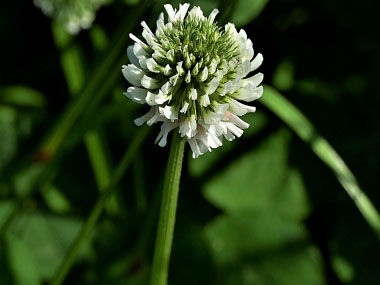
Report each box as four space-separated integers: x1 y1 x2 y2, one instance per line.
34 0 110 34
123 3 264 158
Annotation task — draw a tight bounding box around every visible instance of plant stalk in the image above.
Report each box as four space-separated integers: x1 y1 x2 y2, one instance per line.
150 132 186 285
49 126 149 285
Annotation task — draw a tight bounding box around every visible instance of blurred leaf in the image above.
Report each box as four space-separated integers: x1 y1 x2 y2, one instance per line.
204 211 307 266
0 200 16 229
261 85 380 240
0 86 46 109
6 233 42 285
41 183 71 214
13 165 44 198
331 255 355 283
89 25 108 51
231 0 269 27
203 130 310 220
0 106 17 172
188 111 267 177
272 59 295 91
204 211 326 284
124 0 140 6
10 213 87 280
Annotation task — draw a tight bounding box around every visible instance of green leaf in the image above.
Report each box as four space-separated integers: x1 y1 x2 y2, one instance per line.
9 213 86 280
231 0 269 27
261 85 380 240
13 165 44 198
204 211 326 284
272 59 295 91
0 86 46 109
0 200 16 229
0 106 17 172
6 233 42 285
203 130 310 220
41 183 71 214
331 255 355 283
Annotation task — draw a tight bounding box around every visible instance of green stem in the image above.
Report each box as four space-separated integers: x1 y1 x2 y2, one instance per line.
150 132 186 285
261 85 380 240
0 0 153 238
49 126 149 285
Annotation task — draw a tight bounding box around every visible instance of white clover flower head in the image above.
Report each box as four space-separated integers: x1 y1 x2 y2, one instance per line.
34 0 108 34
122 3 264 158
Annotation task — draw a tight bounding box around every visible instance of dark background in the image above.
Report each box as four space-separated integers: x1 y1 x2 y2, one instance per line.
1 0 380 284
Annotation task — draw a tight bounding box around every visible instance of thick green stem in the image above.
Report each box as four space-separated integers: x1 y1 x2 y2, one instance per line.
150 132 186 285
49 127 149 285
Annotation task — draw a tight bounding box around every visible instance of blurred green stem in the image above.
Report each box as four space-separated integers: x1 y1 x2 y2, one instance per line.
40 0 152 156
50 126 149 285
52 21 119 215
150 132 186 285
262 85 380 240
0 0 152 238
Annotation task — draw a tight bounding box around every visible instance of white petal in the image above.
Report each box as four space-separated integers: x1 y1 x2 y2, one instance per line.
188 138 201 158
123 87 147 104
237 60 251 78
243 73 264 88
176 3 190 21
134 107 156 126
228 99 256 116
225 23 237 36
145 91 157 106
180 101 189 113
243 39 254 61
133 43 148 57
161 81 174 94
180 116 197 138
208 59 217 74
189 6 205 20
146 58 161 73
129 33 150 51
206 75 222 95
127 46 140 68
141 75 161 89
251 53 263 72
224 111 250 129
141 21 154 35
234 85 263 102
176 61 185 76
142 29 155 47
223 129 236 141
164 4 176 21
208 8 219 23
167 49 175 62
122 64 144 87
164 64 173 76
200 94 210 107
158 12 164 21
159 105 178 121
155 91 171 104
169 74 180 86
155 18 165 37
203 111 223 125
199 66 208 82
226 122 244 137
189 88 197 100
155 122 178 147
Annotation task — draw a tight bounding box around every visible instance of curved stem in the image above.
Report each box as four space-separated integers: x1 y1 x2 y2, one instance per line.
49 127 149 285
150 132 186 285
